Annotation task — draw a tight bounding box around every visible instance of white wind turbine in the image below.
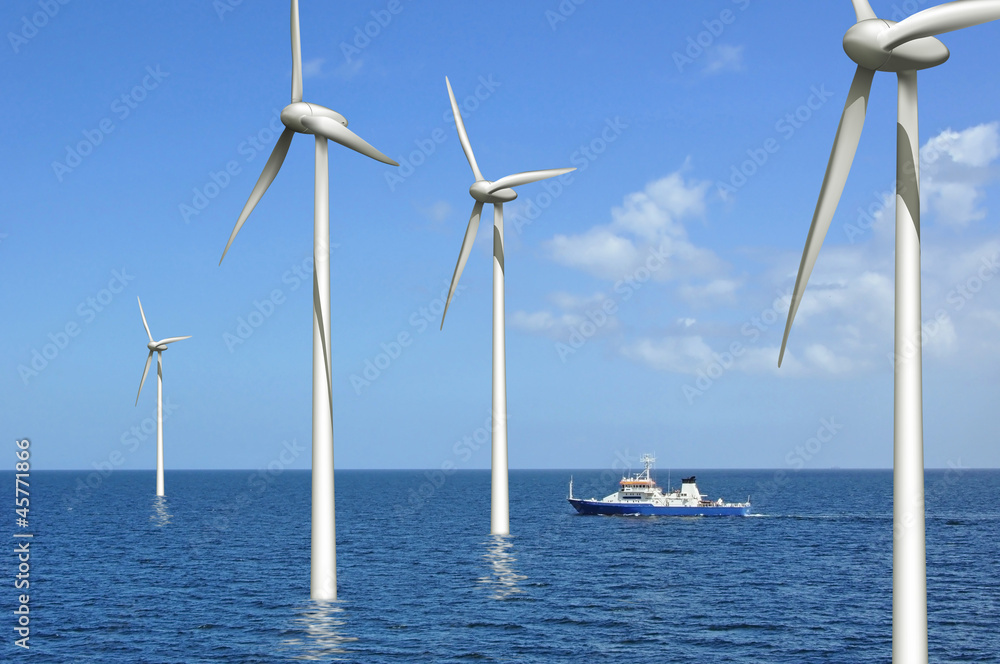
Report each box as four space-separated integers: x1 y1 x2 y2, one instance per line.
439 76 574 536
779 1 1000 661
218 0 397 601
134 297 191 498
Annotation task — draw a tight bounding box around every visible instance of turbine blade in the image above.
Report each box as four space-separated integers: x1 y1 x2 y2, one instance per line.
137 297 153 342
779 65 874 367
879 0 1000 50
136 350 153 406
291 0 303 103
852 0 877 21
159 336 192 345
487 168 576 193
300 116 399 166
445 77 484 181
220 128 295 265
441 201 484 329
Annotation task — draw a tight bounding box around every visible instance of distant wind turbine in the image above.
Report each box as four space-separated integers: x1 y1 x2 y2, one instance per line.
440 76 575 536
134 297 191 498
779 1 1000 661
218 0 398 601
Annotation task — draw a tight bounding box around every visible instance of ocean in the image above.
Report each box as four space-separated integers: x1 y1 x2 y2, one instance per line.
7 468 999 662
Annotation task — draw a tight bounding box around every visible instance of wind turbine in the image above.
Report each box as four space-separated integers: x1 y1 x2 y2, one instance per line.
134 297 191 498
439 76 574 536
779 1 1000 661
218 0 397 601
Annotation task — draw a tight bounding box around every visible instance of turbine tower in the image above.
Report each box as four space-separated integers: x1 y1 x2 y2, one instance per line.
219 0 398 600
439 76 574 536
134 297 191 497
779 2 1000 661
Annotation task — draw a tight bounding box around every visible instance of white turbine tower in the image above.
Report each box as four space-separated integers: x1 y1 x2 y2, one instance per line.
439 76 575 536
779 1 1000 661
134 297 191 498
218 0 397 601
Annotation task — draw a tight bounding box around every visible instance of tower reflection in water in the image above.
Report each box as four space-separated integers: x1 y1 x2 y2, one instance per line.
150 496 172 528
282 600 357 661
478 535 528 600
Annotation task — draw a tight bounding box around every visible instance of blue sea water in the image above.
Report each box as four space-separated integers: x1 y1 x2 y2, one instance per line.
6 468 999 662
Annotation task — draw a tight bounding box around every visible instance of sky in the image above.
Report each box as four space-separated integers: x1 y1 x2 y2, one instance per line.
3 0 1000 472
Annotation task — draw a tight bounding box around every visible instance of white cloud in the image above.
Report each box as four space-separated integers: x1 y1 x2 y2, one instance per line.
417 200 452 224
703 45 745 75
620 336 715 374
510 310 563 334
334 59 364 80
611 170 708 240
511 291 620 341
925 123 1000 168
549 291 608 311
302 58 325 79
548 228 640 279
920 122 1000 227
802 344 856 374
545 165 725 283
678 278 742 305
294 57 364 82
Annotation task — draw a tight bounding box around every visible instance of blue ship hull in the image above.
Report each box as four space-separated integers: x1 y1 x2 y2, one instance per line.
568 498 750 517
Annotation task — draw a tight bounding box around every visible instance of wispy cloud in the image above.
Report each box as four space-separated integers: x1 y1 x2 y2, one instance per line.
416 200 453 225
302 57 326 79
703 44 744 75
511 292 621 341
298 57 365 81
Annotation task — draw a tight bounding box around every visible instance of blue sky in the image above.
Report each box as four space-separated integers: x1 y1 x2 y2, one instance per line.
3 0 1000 471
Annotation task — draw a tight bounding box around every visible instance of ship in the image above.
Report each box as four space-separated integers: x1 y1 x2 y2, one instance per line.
567 454 750 516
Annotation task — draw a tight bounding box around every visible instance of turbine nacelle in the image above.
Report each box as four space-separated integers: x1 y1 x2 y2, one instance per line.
280 102 348 134
844 19 949 72
148 341 169 352
470 180 517 204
